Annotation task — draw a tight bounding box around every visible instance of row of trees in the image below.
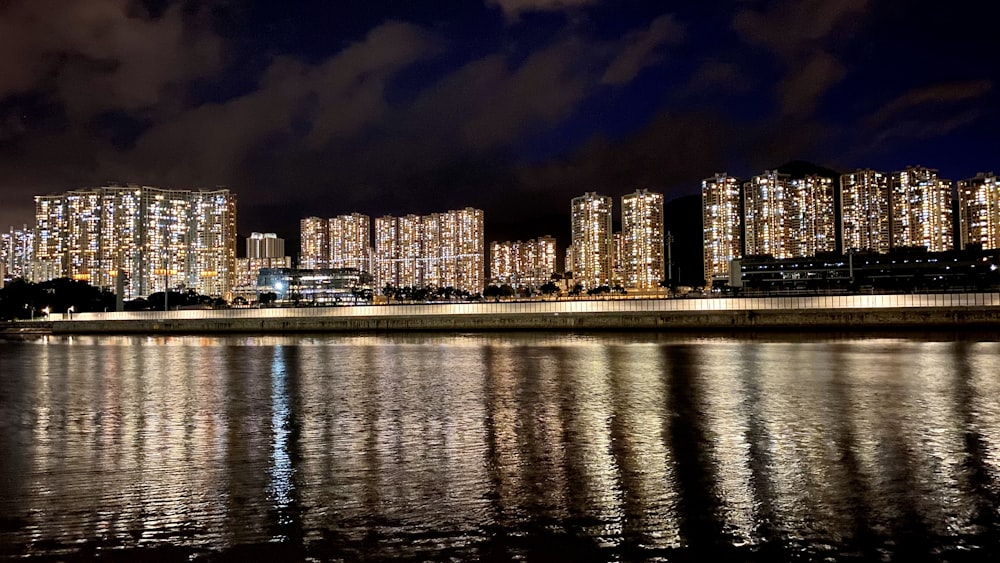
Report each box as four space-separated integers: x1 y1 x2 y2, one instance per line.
1 278 230 321
382 285 476 302
0 278 115 321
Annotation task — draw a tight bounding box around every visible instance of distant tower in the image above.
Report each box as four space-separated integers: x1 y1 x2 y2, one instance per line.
891 166 953 251
570 192 613 289
959 172 1000 250
622 188 665 289
702 173 742 287
788 175 836 257
744 170 793 259
329 213 372 272
841 169 891 253
247 232 285 259
300 217 329 269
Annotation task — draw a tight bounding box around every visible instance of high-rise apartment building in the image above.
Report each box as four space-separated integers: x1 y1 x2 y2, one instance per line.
841 169 891 253
1 226 34 282
702 173 742 286
959 172 1000 250
489 235 557 288
374 215 398 289
891 166 953 251
299 213 373 272
329 213 372 272
300 217 329 269
744 170 792 259
622 189 665 289
32 185 236 298
742 171 836 261
373 208 484 294
788 175 836 257
570 192 613 290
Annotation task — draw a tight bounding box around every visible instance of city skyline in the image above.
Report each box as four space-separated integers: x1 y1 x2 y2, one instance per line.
0 1 997 244
6 161 1000 295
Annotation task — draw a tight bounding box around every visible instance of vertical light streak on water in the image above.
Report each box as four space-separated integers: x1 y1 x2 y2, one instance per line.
749 343 857 550
27 340 54 549
519 345 570 523
562 342 624 548
966 341 1000 529
698 343 759 547
268 345 294 541
903 343 976 537
605 343 681 551
838 339 914 549
969 342 1000 476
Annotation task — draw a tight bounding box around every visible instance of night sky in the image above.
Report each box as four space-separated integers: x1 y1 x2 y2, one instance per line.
1 0 997 250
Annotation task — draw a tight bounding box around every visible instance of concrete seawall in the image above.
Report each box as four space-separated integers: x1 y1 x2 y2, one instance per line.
40 306 1000 334
5 293 999 335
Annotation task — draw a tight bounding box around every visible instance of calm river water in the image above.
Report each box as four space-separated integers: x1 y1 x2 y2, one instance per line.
3 332 1000 561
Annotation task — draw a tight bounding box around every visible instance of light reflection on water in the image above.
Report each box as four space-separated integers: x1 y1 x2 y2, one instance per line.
2 333 1000 560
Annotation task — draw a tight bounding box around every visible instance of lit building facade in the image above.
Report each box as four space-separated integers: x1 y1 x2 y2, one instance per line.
329 213 372 272
702 173 742 286
841 169 891 253
233 232 292 302
570 192 613 289
891 166 953 251
33 185 237 298
247 232 285 259
744 170 792 259
959 172 1000 250
300 217 329 269
373 208 484 294
1 225 35 282
489 235 557 288
622 189 665 289
256 267 374 305
611 231 624 287
788 175 836 257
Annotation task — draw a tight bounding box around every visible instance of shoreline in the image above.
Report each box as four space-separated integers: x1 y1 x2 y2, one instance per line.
4 293 1000 335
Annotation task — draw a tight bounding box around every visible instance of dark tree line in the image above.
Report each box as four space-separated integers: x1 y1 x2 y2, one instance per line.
382 285 476 302
0 278 115 321
1 278 233 321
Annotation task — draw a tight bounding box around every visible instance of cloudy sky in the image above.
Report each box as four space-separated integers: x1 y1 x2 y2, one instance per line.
0 0 997 242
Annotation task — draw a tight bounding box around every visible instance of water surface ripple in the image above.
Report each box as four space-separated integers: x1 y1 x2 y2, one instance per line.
2 333 1000 561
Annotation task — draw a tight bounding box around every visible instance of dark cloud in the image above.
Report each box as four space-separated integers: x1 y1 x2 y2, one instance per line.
681 60 751 97
732 0 868 58
732 0 869 118
486 0 598 20
515 110 731 201
99 20 441 188
866 80 994 129
601 14 685 85
778 51 846 117
0 0 222 119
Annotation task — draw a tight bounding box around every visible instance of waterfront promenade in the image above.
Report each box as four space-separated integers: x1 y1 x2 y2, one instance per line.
6 292 999 334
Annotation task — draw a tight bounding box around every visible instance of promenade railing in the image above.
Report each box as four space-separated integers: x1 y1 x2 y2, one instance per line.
61 292 1000 322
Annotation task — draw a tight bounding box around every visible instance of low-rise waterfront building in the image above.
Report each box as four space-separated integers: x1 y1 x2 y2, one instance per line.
256 267 374 305
730 247 1000 293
